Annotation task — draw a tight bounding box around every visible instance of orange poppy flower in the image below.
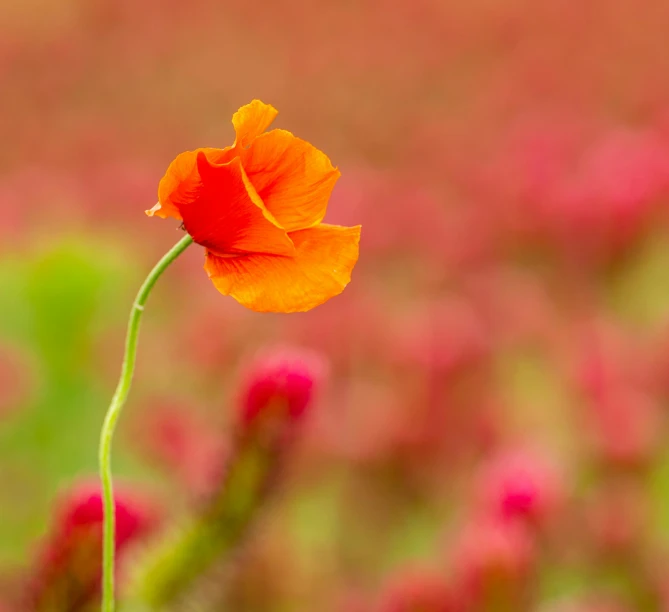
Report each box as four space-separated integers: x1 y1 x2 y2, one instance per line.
147 100 361 313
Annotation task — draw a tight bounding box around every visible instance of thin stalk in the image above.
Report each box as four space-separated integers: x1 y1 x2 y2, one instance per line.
99 233 193 612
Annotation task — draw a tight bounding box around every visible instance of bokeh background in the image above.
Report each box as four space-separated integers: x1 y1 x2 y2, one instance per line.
4 0 669 610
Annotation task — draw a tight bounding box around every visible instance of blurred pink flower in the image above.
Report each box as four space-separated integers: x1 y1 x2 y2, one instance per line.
473 118 669 266
473 447 565 530
541 128 669 264
26 482 158 611
238 346 327 427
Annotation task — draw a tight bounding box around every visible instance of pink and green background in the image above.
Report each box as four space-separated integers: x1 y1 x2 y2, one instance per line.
3 0 669 610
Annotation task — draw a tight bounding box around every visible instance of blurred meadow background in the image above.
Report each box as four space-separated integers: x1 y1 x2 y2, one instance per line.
3 0 669 610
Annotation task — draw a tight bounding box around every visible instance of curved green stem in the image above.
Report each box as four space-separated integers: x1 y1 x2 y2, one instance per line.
99 234 193 612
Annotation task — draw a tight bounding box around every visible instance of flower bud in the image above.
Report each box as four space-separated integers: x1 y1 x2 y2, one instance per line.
474 447 565 530
128 348 327 610
27 482 158 611
238 347 326 428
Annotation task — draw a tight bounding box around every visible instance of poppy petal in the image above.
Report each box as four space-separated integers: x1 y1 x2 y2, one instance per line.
149 150 199 220
232 100 278 149
204 224 361 313
155 149 295 256
239 129 340 232
149 147 233 220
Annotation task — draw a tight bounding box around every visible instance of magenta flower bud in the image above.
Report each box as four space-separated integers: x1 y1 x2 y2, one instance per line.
128 348 328 609
27 482 158 611
474 447 565 530
238 347 326 427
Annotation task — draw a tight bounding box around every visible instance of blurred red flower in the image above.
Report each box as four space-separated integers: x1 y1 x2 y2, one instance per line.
26 482 158 612
473 447 565 530
238 346 326 427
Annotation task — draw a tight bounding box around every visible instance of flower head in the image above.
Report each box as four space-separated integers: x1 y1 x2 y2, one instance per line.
238 346 326 427
148 100 361 313
473 447 565 529
27 482 158 611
